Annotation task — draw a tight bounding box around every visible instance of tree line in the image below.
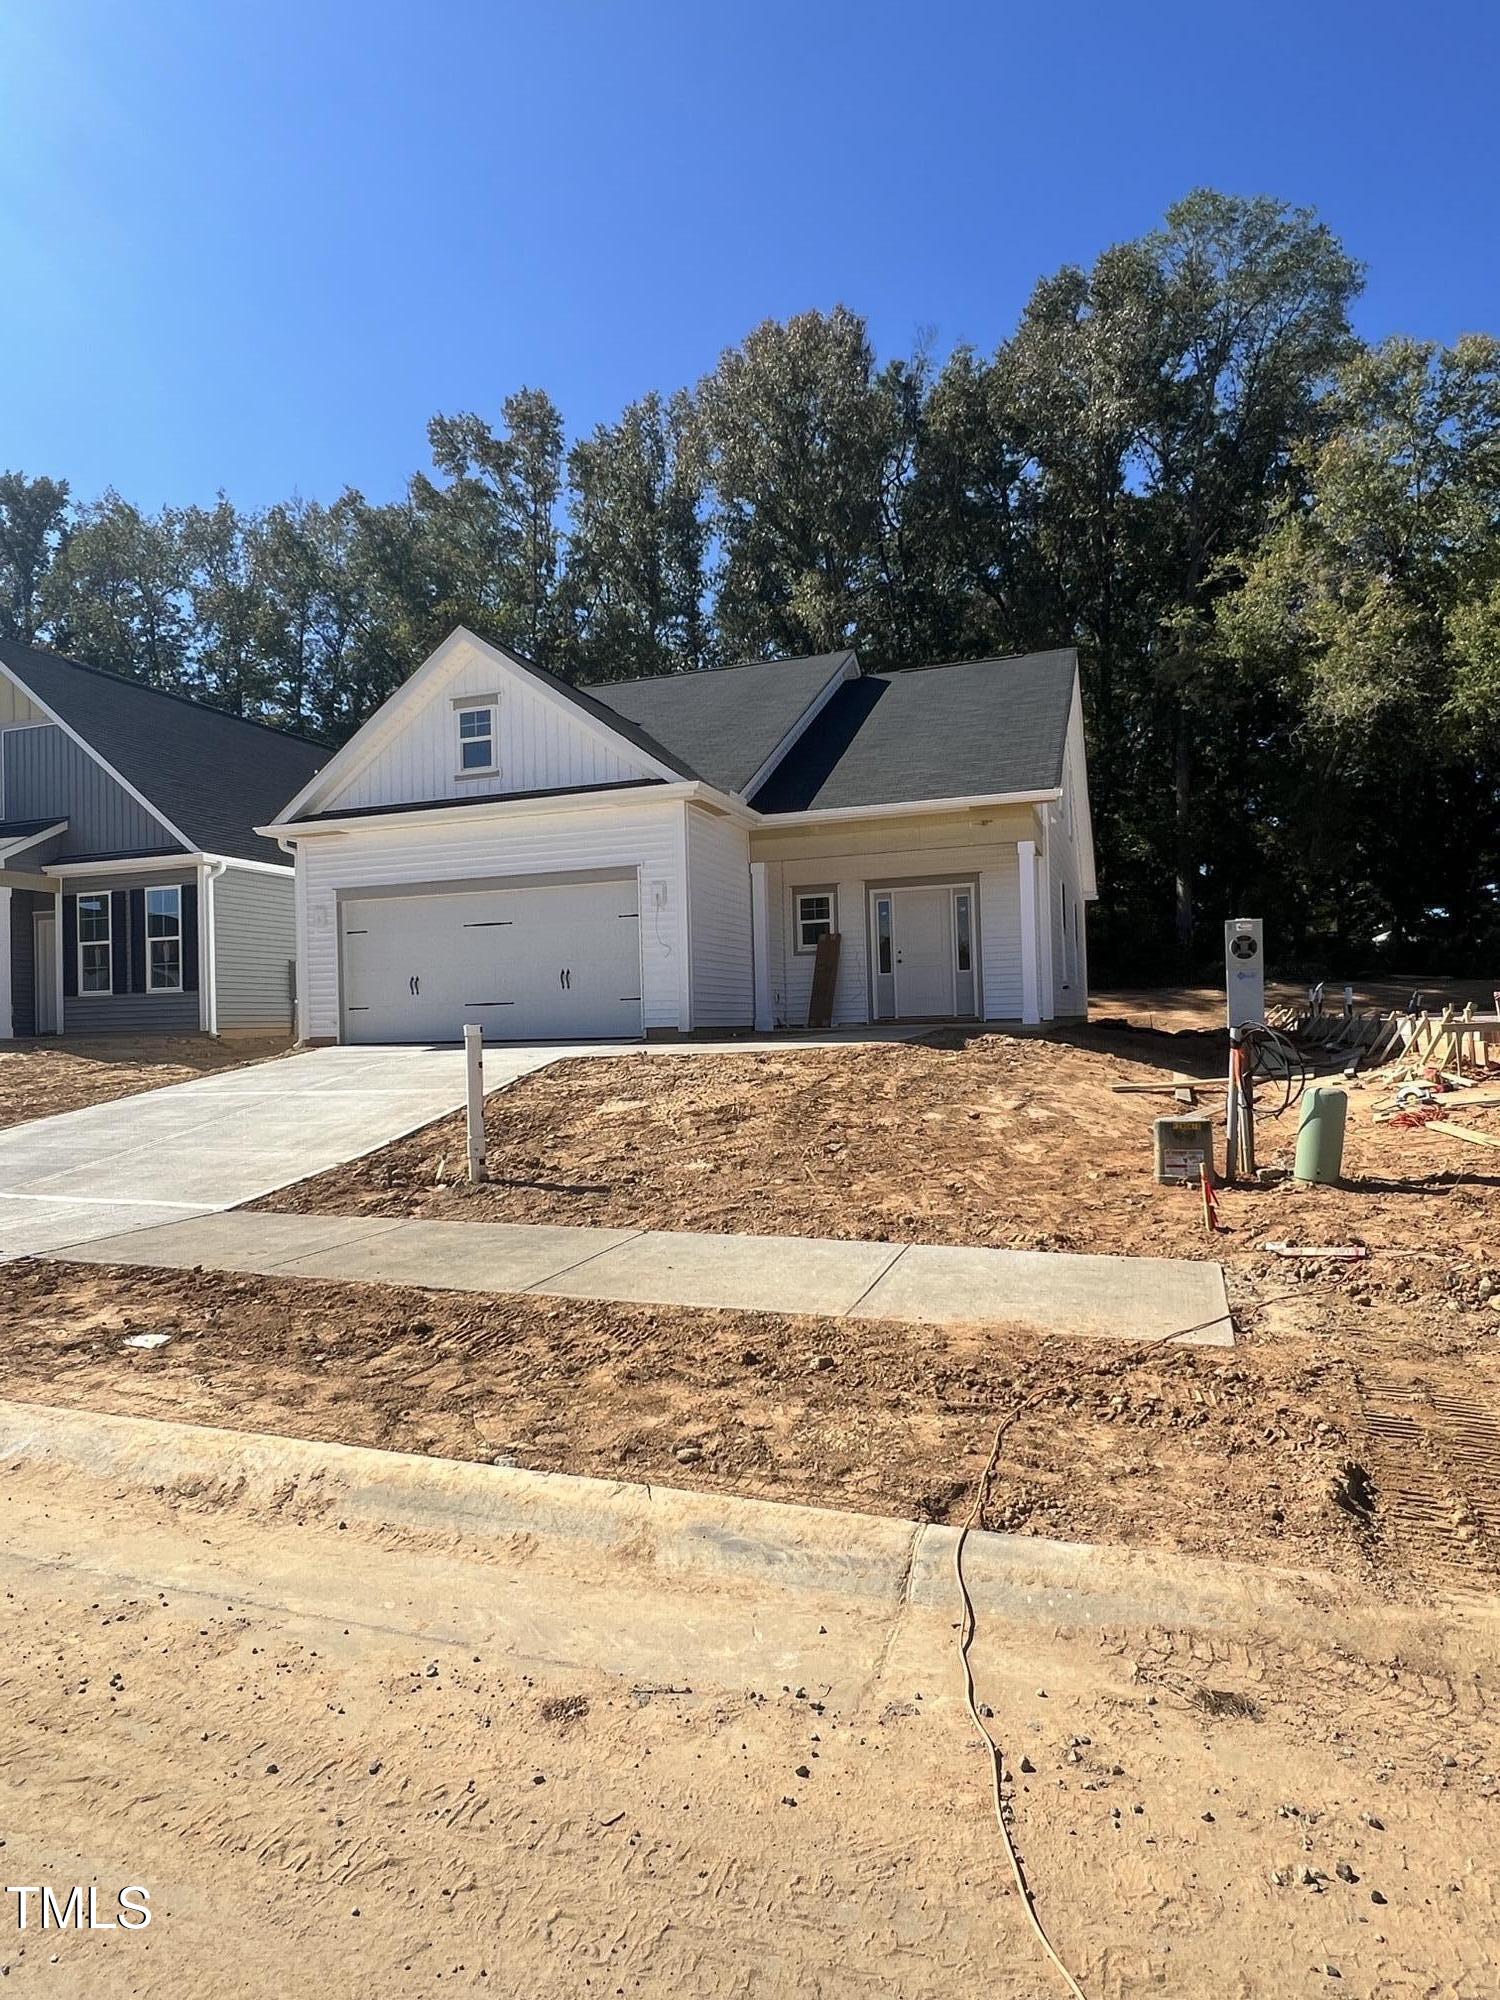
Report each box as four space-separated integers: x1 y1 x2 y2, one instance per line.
2 189 1496 977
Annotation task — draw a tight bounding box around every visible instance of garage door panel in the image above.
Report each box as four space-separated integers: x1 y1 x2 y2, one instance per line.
340 879 643 1044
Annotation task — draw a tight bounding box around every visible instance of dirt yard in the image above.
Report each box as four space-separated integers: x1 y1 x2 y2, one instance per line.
256 1026 1500 1291
0 1034 291 1128
5 1437 1494 1998
5 1232 1496 1597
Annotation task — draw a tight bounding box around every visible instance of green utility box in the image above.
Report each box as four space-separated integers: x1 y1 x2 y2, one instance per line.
1153 1115 1215 1187
1294 1086 1348 1186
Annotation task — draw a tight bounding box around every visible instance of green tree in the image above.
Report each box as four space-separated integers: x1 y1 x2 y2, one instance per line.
0 471 71 643
557 391 708 681
696 306 909 659
418 388 565 663
42 492 190 687
1216 334 1500 959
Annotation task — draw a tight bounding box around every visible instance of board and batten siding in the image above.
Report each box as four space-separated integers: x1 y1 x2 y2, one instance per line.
320 642 658 814
2 724 179 857
60 866 200 1035
8 888 44 1037
213 866 295 1032
685 806 753 1029
750 809 1033 1027
295 797 692 1041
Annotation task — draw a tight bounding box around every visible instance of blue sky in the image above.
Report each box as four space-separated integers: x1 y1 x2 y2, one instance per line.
2 0 1496 512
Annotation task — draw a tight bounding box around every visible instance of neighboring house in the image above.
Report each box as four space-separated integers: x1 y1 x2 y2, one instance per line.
0 640 327 1039
261 627 1095 1045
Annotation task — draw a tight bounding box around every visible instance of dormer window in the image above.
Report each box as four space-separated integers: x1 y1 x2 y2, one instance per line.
456 700 497 775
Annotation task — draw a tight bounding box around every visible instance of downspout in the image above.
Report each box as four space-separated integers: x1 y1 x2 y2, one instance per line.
279 837 304 1042
52 880 63 1036
200 858 228 1035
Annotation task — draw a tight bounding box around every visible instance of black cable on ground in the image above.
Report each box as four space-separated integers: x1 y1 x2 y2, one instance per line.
954 1295 1298 2000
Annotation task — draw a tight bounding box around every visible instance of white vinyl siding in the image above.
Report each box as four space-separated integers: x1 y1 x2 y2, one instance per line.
319 639 658 814
295 797 690 1042
685 805 753 1029
214 866 296 1032
750 808 1034 1027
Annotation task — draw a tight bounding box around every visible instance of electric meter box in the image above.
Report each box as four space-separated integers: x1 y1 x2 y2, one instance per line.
1225 916 1265 1028
1154 1115 1215 1187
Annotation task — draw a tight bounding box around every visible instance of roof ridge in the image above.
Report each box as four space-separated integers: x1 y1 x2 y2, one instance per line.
581 650 853 693
0 640 331 750
867 645 1076 680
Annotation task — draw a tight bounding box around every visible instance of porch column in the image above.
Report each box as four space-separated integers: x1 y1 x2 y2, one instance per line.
0 887 11 1038
1017 839 1040 1025
1038 839 1055 1022
750 862 773 1032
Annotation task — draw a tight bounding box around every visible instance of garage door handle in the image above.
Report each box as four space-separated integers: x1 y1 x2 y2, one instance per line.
559 967 572 991
410 974 420 996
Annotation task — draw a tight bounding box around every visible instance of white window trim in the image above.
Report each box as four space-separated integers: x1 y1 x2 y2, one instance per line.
146 885 184 994
793 886 838 956
77 892 112 995
454 699 499 779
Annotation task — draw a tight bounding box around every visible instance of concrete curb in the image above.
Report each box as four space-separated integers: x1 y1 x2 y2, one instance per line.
5 1398 1492 1668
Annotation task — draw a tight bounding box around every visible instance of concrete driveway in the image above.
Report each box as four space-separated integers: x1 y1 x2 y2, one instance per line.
0 1041 626 1262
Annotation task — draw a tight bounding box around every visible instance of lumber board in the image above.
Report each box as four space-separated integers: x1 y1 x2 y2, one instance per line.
1427 1120 1500 1151
1110 1077 1207 1095
806 932 842 1032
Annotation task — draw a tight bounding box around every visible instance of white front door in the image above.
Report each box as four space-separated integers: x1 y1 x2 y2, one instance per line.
340 878 643 1044
33 912 57 1035
892 886 955 1018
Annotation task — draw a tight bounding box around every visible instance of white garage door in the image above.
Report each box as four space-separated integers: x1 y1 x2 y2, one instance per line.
340 876 643 1044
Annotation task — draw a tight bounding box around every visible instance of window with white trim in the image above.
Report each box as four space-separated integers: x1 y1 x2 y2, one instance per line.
794 889 836 954
456 703 497 774
147 885 183 992
78 893 111 994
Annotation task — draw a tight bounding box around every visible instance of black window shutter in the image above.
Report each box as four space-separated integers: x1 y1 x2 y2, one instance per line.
129 889 147 994
181 882 199 993
110 890 129 994
61 895 78 998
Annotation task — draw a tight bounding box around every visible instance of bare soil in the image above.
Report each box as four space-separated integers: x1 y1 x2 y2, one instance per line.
255 1027 1500 1300
6 1449 1495 1998
0 1034 291 1128
1093 976 1496 1031
5 1245 1497 1595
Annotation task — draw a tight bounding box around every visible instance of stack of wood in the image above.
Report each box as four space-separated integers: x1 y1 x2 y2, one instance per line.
1363 1003 1500 1076
1355 1003 1500 1151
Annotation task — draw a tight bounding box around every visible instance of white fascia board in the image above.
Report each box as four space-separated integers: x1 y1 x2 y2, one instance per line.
199 851 294 876
274 626 688 824
1065 674 1099 899
736 650 860 803
259 779 740 842
0 818 68 860
751 787 1062 829
0 660 194 851
44 852 206 877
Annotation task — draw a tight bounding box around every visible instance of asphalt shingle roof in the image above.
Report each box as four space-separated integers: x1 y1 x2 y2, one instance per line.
0 640 328 864
749 649 1078 813
587 653 854 795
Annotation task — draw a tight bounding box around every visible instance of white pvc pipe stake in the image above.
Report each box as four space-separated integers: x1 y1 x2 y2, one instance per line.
464 1024 486 1184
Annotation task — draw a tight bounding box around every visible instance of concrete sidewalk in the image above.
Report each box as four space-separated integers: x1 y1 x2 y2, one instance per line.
52 1208 1234 1344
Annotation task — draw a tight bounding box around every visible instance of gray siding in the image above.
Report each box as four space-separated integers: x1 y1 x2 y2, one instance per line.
3 724 180 857
65 991 199 1035
213 866 295 1032
9 889 44 1037
60 867 201 1037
